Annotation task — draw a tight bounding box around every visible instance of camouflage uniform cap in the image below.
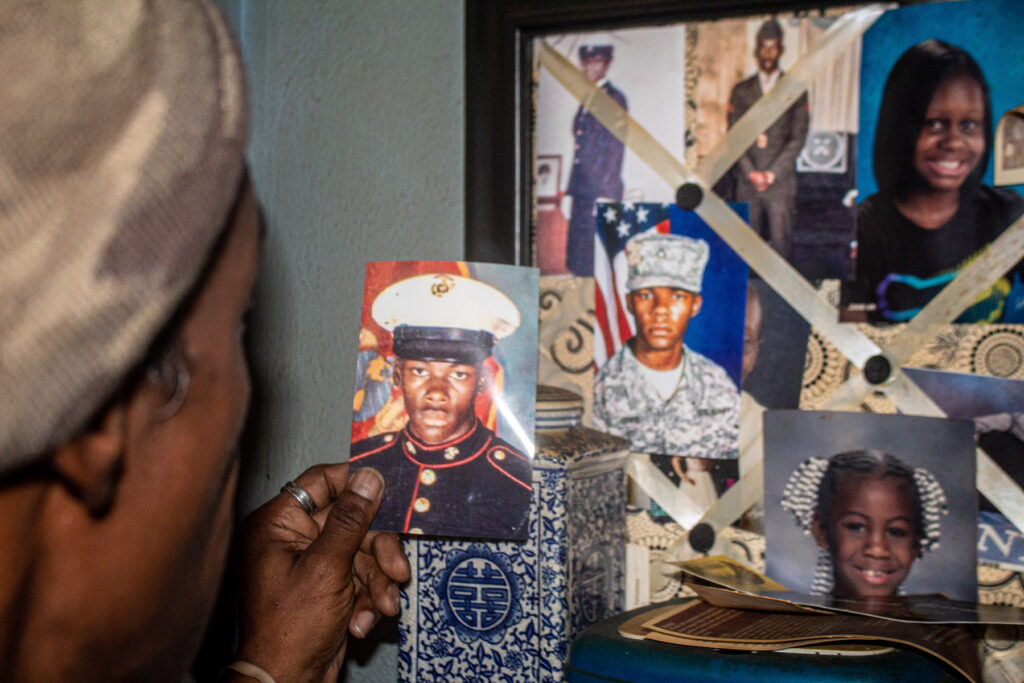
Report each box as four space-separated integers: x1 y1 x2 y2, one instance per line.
0 0 249 473
371 273 521 365
624 232 710 294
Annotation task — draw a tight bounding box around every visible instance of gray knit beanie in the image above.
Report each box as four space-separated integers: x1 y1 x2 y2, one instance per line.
0 0 249 473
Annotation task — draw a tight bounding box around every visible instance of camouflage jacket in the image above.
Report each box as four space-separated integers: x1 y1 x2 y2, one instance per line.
593 345 739 459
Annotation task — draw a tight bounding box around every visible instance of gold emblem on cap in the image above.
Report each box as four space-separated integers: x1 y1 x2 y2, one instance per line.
406 442 417 455
413 497 430 513
430 274 455 298
493 449 506 461
420 469 436 485
444 446 459 461
409 527 424 535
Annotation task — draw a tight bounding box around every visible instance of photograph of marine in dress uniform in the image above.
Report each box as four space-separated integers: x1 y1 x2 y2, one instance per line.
763 410 977 602
688 13 860 281
844 0 1024 323
534 26 686 276
347 262 539 540
593 203 747 476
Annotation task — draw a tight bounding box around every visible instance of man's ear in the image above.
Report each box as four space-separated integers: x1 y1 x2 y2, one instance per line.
50 402 127 517
692 294 703 317
391 360 403 388
477 364 492 393
811 515 830 550
625 293 635 317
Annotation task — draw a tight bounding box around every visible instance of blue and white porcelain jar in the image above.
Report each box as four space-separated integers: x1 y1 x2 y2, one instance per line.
398 386 630 682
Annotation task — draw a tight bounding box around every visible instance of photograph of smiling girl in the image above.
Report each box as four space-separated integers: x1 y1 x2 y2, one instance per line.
347 261 539 540
844 0 1024 323
763 411 978 602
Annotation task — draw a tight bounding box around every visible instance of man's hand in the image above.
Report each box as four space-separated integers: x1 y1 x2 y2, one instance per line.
233 464 411 682
748 170 775 193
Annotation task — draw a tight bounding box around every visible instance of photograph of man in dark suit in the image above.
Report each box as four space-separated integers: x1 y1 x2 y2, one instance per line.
566 44 628 276
727 19 809 261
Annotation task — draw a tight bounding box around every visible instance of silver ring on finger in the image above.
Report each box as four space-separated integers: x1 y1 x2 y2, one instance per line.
281 480 318 515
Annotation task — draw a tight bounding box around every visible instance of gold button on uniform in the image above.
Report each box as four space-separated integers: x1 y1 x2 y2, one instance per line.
493 449 506 461
413 497 430 513
420 469 436 485
383 434 394 443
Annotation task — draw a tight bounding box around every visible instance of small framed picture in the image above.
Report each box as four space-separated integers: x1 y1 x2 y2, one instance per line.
591 203 748 461
535 154 562 204
995 108 1024 186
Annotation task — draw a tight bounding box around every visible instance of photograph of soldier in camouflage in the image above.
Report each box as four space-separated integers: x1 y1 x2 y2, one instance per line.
592 204 747 469
348 262 538 540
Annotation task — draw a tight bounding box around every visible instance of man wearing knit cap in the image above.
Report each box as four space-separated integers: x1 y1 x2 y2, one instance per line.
0 2 408 680
593 232 739 459
350 273 533 540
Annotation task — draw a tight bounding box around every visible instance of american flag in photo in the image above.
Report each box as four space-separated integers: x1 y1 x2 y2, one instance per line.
593 200 673 368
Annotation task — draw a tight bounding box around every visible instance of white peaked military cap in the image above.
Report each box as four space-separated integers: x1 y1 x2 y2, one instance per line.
372 273 521 364
625 232 710 294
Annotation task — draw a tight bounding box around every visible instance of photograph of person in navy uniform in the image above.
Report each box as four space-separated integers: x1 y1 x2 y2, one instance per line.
565 44 628 276
349 270 536 540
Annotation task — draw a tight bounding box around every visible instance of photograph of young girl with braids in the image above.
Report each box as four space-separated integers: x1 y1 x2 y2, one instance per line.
780 450 947 598
763 411 978 602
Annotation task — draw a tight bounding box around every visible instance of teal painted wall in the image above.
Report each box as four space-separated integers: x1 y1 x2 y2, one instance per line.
217 1 464 679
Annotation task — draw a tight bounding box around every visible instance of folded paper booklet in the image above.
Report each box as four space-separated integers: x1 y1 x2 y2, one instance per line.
640 599 983 683
672 554 791 593
671 554 790 592
675 555 1024 625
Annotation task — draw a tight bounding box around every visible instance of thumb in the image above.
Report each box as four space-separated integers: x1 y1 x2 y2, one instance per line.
309 467 385 562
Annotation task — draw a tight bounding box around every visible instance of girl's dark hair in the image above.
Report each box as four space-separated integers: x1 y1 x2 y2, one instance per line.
873 39 992 200
814 449 923 545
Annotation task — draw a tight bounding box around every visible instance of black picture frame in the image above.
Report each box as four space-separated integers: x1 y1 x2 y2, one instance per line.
464 0 926 265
